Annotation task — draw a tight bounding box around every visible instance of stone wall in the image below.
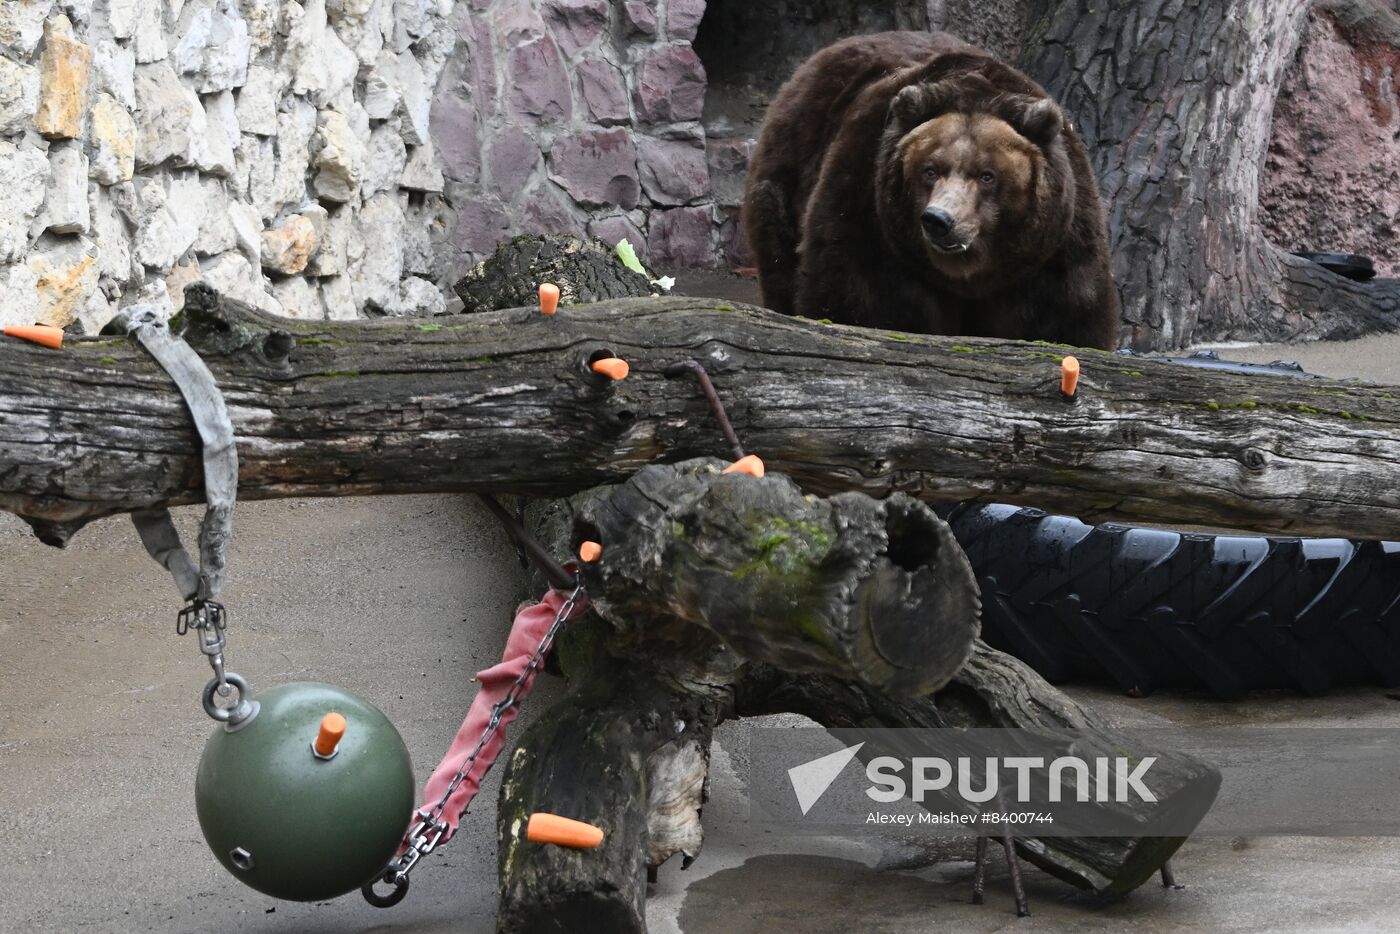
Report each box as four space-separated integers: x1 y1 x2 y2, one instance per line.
430 0 1042 282
1261 5 1400 277
0 0 455 333
0 0 1052 334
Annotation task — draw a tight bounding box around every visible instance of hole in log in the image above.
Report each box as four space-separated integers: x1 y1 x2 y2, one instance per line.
573 519 603 556
262 331 295 363
883 501 941 572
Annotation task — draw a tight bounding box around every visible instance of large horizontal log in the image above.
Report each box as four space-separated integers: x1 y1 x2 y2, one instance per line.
3 283 1399 545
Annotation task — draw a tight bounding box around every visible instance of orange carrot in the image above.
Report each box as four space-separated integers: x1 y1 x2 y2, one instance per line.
539 283 561 315
3 324 64 349
313 712 346 758
1061 356 1081 398
723 454 765 478
526 813 605 849
590 357 630 381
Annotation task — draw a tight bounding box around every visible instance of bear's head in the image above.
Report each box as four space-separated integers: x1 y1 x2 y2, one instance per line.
877 78 1078 292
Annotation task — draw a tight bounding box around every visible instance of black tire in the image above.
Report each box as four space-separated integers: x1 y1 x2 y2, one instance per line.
941 503 1400 699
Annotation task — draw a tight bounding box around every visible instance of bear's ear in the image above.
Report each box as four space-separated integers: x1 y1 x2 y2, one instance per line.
890 83 940 130
1002 95 1064 147
889 78 967 131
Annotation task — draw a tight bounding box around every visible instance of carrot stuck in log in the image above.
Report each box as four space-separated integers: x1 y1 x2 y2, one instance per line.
526 812 605 849
590 357 630 381
3 324 64 349
1060 356 1080 400
538 283 561 315
723 454 765 478
578 540 603 563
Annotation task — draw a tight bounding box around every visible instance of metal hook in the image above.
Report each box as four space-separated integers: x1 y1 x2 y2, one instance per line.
664 359 745 460
201 672 260 729
361 870 410 908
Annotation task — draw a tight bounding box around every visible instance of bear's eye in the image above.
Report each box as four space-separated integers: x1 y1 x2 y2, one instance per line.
922 167 940 183
979 171 997 186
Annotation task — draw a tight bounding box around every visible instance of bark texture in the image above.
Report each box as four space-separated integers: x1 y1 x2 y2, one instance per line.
4 287 1400 545
494 484 1218 931
575 459 981 697
454 235 653 314
496 617 729 934
1021 0 1400 349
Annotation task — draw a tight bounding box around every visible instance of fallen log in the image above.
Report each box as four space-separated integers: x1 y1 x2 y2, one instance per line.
455 235 653 314
4 283 1398 546
493 469 1218 931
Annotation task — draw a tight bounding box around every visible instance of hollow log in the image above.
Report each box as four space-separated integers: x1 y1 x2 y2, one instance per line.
574 458 981 696
497 476 1219 929
4 284 1399 546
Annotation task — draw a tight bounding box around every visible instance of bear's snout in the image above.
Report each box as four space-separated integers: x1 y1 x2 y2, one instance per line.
921 206 970 252
921 207 955 239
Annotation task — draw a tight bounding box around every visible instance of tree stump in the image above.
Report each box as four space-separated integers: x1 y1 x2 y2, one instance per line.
576 458 981 697
454 235 653 313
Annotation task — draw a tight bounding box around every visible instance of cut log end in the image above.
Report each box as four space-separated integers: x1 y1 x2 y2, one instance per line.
577 459 981 696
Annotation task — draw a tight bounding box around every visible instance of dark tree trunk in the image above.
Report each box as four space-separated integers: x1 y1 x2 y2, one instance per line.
454 235 653 314
1020 0 1400 349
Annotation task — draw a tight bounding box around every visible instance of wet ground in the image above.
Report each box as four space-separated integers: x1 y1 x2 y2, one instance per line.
4 290 1400 933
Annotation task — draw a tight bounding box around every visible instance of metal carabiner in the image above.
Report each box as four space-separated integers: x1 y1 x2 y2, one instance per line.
361 869 409 909
361 816 446 908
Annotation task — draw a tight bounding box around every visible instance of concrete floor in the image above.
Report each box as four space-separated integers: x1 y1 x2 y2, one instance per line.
4 324 1400 933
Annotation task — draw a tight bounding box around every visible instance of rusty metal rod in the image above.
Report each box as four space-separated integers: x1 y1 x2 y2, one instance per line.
475 493 574 591
664 359 745 460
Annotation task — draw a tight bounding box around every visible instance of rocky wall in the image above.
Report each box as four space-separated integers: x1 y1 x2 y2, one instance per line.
0 0 1053 333
435 1 1022 279
1261 5 1400 277
0 0 455 332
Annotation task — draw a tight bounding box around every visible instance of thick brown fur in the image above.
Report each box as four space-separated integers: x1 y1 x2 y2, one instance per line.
743 32 1121 349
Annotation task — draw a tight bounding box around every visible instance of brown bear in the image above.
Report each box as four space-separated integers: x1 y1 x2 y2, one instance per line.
743 32 1121 349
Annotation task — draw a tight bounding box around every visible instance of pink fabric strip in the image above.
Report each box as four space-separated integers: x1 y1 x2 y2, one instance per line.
417 586 589 841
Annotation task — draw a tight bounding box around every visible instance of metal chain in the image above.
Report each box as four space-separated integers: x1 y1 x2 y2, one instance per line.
363 575 586 908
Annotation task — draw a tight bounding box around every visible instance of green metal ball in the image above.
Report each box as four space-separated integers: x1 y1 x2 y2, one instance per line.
194 682 415 902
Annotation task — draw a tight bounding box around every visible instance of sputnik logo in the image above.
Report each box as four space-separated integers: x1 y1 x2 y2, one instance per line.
787 742 865 815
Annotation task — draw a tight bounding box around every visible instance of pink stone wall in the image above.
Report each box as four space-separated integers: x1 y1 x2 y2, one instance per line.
426 0 1031 279
1261 8 1400 276
431 0 729 280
